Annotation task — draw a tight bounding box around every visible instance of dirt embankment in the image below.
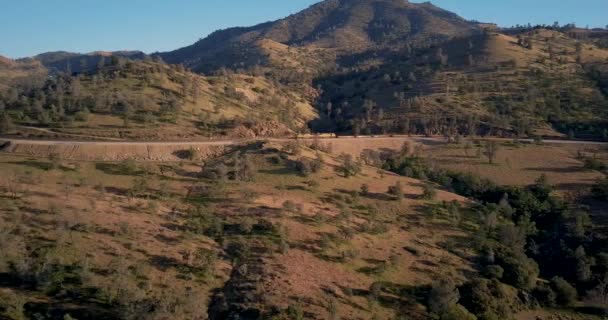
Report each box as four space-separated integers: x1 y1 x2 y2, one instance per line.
1 140 231 161
0 136 422 162
293 136 419 156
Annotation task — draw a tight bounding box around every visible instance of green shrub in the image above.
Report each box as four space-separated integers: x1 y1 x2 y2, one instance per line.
550 277 577 306
422 184 437 200
460 279 518 320
336 153 361 178
591 179 608 200
495 250 539 290
388 181 404 200
484 265 504 280
428 278 460 316
532 284 556 307
443 304 477 320
119 158 138 175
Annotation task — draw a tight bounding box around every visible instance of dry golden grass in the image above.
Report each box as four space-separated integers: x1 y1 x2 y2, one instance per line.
425 141 607 192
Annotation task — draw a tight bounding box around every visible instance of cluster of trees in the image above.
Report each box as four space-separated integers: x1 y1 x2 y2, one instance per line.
379 148 608 318
202 151 257 182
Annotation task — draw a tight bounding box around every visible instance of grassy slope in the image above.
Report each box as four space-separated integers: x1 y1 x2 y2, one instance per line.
0 141 477 320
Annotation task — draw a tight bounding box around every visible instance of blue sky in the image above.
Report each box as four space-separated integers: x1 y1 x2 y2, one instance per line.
1 0 606 58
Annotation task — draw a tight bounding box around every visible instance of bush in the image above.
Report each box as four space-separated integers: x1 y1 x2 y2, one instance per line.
551 277 577 306
422 184 437 200
294 156 322 176
336 153 361 178
495 250 539 290
0 291 26 320
186 147 199 161
591 179 608 200
583 157 607 171
234 154 257 182
74 108 90 122
202 163 228 180
119 158 138 175
484 265 504 280
532 284 556 307
443 304 477 320
388 182 404 200
460 279 518 320
428 278 460 316
360 184 370 196
282 142 301 156
0 112 15 134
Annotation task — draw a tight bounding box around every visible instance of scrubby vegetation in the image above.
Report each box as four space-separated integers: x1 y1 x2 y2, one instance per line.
0 58 314 140
379 142 608 319
2 0 608 319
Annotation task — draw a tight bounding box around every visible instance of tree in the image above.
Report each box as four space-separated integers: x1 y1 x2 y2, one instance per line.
388 182 404 201
551 277 577 306
435 48 448 67
460 279 514 319
591 179 608 200
48 153 63 170
575 246 592 282
360 184 370 196
464 141 473 157
428 278 460 316
0 112 14 134
466 54 474 66
336 154 361 178
422 184 437 200
586 276 608 308
496 250 539 290
483 141 500 164
97 57 106 70
234 154 257 182
442 305 477 320
119 158 138 175
295 157 312 176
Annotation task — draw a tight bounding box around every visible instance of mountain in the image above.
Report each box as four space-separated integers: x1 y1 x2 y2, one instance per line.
2 0 608 140
159 0 480 73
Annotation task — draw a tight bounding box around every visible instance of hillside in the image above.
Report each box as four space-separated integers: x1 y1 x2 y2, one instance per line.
2 137 608 319
0 140 473 320
0 59 316 140
0 56 47 94
313 28 608 138
152 0 608 139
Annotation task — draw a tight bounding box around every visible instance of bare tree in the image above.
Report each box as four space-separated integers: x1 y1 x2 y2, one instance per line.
484 141 500 164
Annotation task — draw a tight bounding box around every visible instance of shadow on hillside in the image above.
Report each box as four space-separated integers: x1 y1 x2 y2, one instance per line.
7 161 74 172
525 166 582 173
336 281 431 317
94 163 143 176
259 167 294 175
